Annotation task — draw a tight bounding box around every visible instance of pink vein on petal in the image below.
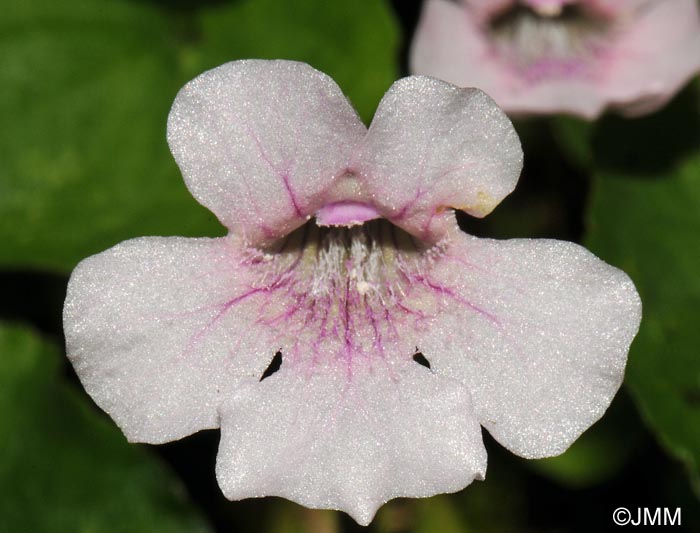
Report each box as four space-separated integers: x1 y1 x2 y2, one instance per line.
182 287 266 357
245 123 304 217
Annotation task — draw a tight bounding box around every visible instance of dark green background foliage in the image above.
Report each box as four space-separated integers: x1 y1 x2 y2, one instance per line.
0 0 397 271
1 0 698 531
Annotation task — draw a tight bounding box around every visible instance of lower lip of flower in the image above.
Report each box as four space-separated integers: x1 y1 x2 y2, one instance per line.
486 1 612 81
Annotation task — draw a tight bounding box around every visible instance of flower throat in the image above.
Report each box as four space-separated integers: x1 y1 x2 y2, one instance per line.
488 2 611 74
255 219 432 305
238 218 452 368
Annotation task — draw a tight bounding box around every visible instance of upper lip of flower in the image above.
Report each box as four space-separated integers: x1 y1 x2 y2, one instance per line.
63 59 642 525
165 60 523 248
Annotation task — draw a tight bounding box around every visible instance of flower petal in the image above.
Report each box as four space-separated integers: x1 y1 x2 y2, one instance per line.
167 60 366 245
351 75 522 241
418 232 641 458
603 0 700 116
64 237 279 443
410 0 501 94
216 363 486 525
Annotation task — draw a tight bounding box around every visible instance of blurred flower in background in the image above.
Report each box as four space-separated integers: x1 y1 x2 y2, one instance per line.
410 0 700 118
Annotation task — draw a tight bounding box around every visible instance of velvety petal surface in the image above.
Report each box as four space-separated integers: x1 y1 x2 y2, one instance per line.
216 363 486 526
64 236 279 443
351 76 522 241
418 231 641 458
167 60 366 245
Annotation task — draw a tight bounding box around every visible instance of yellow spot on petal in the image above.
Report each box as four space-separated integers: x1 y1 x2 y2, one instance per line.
456 191 496 217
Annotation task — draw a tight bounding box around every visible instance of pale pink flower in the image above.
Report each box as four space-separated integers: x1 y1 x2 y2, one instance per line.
63 60 640 524
411 0 700 118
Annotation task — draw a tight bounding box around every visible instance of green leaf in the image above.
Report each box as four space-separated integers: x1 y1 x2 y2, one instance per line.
375 497 468 533
0 0 223 272
549 116 594 170
412 496 471 533
194 0 399 124
0 0 399 273
586 86 700 483
0 323 211 533
265 500 339 533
